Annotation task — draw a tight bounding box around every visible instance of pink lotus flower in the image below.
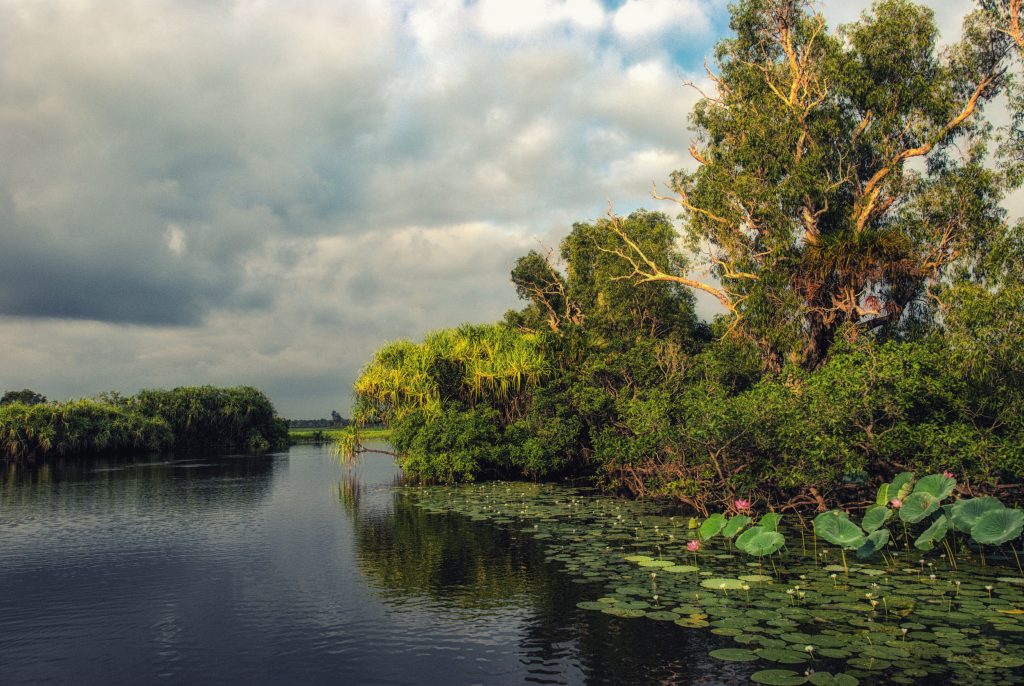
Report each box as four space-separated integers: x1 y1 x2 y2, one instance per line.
890 498 902 508
686 539 701 552
943 471 955 479
734 498 751 513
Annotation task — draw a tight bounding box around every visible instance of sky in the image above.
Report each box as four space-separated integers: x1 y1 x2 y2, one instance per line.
0 0 976 418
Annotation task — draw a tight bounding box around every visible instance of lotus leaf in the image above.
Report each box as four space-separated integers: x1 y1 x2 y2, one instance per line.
875 482 889 507
739 529 786 557
856 529 889 559
912 474 956 500
700 577 745 590
914 514 950 551
734 525 764 551
890 472 915 498
971 508 1024 546
698 513 726 541
814 511 866 549
951 497 1005 533
722 514 752 539
759 512 783 531
860 505 891 533
899 492 939 524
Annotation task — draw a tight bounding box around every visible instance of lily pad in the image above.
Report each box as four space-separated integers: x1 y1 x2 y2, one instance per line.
751 669 808 685
708 648 758 662
700 577 745 590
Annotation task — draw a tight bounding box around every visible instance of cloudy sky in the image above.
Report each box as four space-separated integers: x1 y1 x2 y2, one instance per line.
0 0 974 418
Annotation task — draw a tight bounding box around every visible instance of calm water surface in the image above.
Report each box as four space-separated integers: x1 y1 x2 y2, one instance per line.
0 444 742 685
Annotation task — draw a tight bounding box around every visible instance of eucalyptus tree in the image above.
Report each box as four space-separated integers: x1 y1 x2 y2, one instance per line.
603 0 1010 370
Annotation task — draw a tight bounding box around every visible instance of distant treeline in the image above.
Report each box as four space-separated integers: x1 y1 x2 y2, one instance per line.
0 386 289 460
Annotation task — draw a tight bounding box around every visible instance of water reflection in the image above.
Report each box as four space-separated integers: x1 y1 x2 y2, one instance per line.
0 446 743 685
346 475 745 685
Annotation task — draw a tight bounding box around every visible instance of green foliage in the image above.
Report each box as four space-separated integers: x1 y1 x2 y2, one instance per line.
0 399 171 459
349 0 1024 508
0 385 287 460
813 511 866 550
133 386 288 451
0 389 47 406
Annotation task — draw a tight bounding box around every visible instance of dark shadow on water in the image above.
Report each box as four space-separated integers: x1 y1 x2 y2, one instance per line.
347 476 749 685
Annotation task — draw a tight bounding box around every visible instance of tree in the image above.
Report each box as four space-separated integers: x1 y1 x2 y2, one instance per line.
603 0 1010 369
0 389 47 405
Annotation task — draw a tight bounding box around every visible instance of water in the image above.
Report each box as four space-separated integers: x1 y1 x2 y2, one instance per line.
0 444 739 685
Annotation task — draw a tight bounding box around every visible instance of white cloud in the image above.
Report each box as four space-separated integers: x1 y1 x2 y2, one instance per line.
473 0 606 38
612 0 710 41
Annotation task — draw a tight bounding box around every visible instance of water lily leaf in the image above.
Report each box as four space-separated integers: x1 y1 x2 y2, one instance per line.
755 647 810 664
700 577 745 590
914 513 950 551
899 492 939 524
759 512 783 532
950 497 1005 533
751 668 808 685
699 513 727 541
708 648 758 662
739 529 786 557
814 511 866 549
722 514 752 539
861 505 892 533
856 529 889 559
808 673 859 686
913 474 956 500
971 508 1024 546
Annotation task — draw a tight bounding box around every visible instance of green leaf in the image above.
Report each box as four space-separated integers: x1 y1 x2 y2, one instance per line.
856 529 889 560
874 482 889 507
759 512 783 531
698 512 726 541
950 496 1004 533
914 514 950 551
738 529 786 557
898 492 939 524
734 525 763 551
751 669 808 685
813 510 865 549
860 505 892 533
808 673 859 686
722 514 752 539
912 474 956 500
889 472 915 500
971 508 1024 546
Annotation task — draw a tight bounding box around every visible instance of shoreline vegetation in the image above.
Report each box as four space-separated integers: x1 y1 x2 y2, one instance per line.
0 386 289 460
345 0 1024 516
289 426 392 445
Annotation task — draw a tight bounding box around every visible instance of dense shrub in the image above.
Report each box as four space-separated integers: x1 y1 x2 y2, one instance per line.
0 399 171 460
0 386 288 460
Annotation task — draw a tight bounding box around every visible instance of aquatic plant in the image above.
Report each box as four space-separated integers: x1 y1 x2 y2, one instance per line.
401 480 1024 685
